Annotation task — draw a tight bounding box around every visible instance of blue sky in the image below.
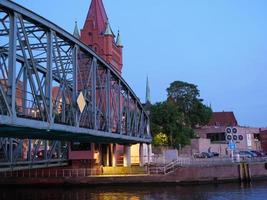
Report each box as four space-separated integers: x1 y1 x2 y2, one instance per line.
14 0 267 127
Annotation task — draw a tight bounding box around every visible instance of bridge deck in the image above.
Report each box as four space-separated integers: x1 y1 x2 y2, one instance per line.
0 116 150 144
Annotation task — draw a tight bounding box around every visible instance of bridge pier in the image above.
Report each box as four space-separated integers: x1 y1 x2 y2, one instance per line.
106 144 110 166
147 144 152 165
139 143 144 167
111 143 117 167
123 144 131 167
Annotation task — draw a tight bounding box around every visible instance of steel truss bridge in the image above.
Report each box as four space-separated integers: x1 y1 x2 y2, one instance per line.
0 0 151 169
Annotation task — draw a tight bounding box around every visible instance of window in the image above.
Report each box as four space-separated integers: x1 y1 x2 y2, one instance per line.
70 142 91 151
207 132 226 142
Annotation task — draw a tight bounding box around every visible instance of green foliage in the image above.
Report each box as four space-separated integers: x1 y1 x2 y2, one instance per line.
150 101 181 147
152 132 169 147
150 81 212 148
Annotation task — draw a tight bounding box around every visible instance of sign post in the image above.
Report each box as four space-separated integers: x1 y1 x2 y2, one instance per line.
228 140 236 161
225 127 242 162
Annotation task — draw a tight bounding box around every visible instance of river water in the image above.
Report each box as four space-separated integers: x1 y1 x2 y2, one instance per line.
0 181 267 200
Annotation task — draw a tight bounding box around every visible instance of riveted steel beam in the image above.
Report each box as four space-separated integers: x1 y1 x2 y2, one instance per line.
7 12 17 119
0 0 151 143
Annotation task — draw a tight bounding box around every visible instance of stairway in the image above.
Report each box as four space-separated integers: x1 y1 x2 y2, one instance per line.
148 159 182 175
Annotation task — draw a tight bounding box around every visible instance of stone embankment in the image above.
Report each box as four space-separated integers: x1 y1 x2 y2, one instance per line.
0 162 267 186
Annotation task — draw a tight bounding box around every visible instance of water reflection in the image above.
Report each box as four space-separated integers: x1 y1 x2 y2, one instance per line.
0 181 267 200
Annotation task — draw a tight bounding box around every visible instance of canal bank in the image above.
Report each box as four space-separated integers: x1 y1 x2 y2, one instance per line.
1 162 267 186
1 181 267 200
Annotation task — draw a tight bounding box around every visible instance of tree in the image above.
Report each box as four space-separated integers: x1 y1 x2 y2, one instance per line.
150 101 182 147
150 81 212 148
167 81 200 114
167 81 212 128
153 132 169 147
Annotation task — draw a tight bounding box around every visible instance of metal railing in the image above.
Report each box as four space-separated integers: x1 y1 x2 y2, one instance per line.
0 159 68 172
148 156 267 175
0 168 101 178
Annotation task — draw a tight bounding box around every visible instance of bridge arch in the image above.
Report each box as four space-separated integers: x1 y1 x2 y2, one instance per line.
0 0 151 144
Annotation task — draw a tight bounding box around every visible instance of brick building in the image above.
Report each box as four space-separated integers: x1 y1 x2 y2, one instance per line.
80 0 123 74
260 130 267 153
187 111 262 156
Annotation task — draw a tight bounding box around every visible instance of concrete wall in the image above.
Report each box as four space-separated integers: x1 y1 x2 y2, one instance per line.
190 138 228 156
172 165 239 182
195 126 261 152
250 162 267 178
1 163 267 185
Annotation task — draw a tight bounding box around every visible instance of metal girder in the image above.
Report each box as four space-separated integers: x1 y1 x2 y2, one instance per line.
7 12 17 119
91 57 97 129
46 30 53 123
0 0 151 144
0 137 67 170
106 69 111 132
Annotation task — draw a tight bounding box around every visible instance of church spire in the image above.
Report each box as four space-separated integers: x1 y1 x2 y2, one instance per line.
85 0 108 33
81 0 123 74
73 21 80 39
146 76 151 104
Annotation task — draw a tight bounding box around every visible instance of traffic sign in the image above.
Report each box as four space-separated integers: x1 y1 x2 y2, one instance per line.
238 135 244 141
232 128 237 134
228 140 236 150
233 135 238 141
226 134 232 141
226 127 232 134
225 127 243 142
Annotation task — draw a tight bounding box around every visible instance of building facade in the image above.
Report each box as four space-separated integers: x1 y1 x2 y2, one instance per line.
190 112 262 156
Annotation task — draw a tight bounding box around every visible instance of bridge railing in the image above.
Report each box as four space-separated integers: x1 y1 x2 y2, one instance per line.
0 0 151 143
0 167 101 178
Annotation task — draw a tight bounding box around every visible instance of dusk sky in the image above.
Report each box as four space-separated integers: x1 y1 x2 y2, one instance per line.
14 0 267 127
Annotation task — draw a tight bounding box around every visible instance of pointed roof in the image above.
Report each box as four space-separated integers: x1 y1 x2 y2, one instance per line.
116 31 123 47
104 21 113 36
85 0 108 34
73 21 80 39
146 76 151 104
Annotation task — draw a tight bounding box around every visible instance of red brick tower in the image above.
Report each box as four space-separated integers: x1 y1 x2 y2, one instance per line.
80 0 123 74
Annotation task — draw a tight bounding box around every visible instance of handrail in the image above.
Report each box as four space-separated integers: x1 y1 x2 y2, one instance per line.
0 168 102 178
148 157 267 175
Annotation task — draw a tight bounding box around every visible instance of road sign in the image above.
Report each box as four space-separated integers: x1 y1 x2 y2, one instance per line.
233 135 238 141
226 134 232 141
238 135 244 141
77 92 86 113
232 128 238 134
226 127 232 134
228 140 236 150
225 127 243 142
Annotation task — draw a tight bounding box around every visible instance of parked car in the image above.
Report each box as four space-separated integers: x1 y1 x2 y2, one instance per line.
194 152 213 158
211 152 219 157
238 151 255 158
202 152 213 158
249 150 264 157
